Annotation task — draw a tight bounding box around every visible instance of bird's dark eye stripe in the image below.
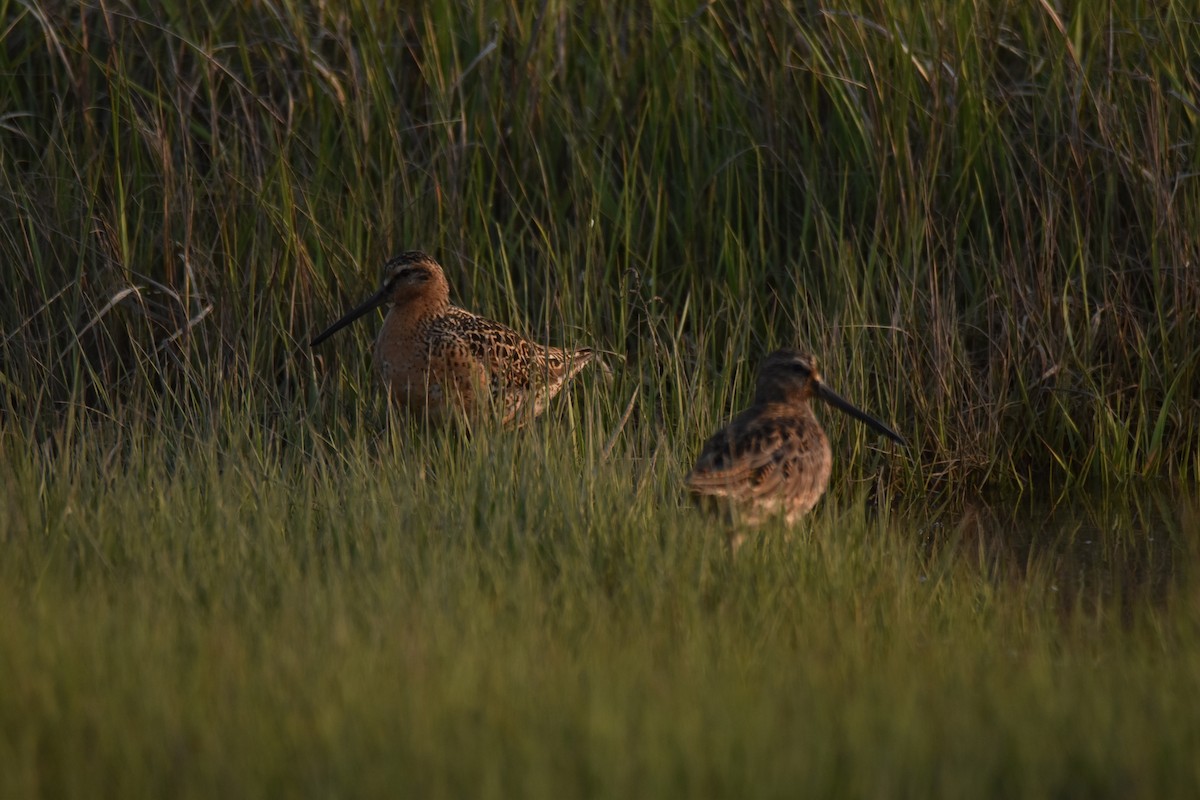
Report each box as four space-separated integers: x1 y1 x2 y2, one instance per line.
392 266 429 282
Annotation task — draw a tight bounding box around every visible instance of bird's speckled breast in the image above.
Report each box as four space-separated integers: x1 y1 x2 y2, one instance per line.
782 419 833 522
373 308 486 424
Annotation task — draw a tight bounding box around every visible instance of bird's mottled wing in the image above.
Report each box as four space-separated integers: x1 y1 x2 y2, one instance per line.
433 307 594 424
685 410 822 502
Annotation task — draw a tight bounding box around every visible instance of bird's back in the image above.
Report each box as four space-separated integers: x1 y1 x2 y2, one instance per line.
686 403 832 526
418 306 595 426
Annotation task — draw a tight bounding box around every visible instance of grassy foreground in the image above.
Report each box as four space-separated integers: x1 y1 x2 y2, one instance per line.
2 424 1199 798
3 0 1200 796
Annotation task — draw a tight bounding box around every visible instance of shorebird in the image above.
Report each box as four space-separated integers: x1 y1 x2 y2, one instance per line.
686 349 905 551
311 251 598 427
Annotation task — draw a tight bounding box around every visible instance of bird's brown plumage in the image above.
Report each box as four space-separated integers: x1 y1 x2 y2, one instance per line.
686 350 905 551
312 251 597 427
687 403 833 527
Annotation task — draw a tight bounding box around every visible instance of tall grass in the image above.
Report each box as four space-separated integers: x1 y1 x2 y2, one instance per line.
2 1 1197 491
3 1 1200 795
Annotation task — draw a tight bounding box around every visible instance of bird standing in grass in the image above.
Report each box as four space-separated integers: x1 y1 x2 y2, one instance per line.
311 251 598 427
686 349 906 552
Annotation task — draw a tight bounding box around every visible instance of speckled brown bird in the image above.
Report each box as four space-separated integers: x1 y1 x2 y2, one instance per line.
311 251 598 427
686 350 905 551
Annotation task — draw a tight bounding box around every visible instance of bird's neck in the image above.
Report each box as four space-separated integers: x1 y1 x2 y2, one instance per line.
390 291 450 326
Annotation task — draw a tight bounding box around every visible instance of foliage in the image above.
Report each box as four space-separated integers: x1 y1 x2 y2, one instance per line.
2 1 1200 795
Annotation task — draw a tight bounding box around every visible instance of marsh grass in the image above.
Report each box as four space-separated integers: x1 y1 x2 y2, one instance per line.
1 422 1198 797
3 1 1200 796
4 1 1198 490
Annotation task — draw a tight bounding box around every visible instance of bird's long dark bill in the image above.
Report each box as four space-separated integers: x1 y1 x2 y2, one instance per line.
310 286 389 347
815 383 907 446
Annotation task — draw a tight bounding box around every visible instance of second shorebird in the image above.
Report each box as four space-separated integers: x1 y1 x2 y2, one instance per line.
686 349 905 550
311 251 597 427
